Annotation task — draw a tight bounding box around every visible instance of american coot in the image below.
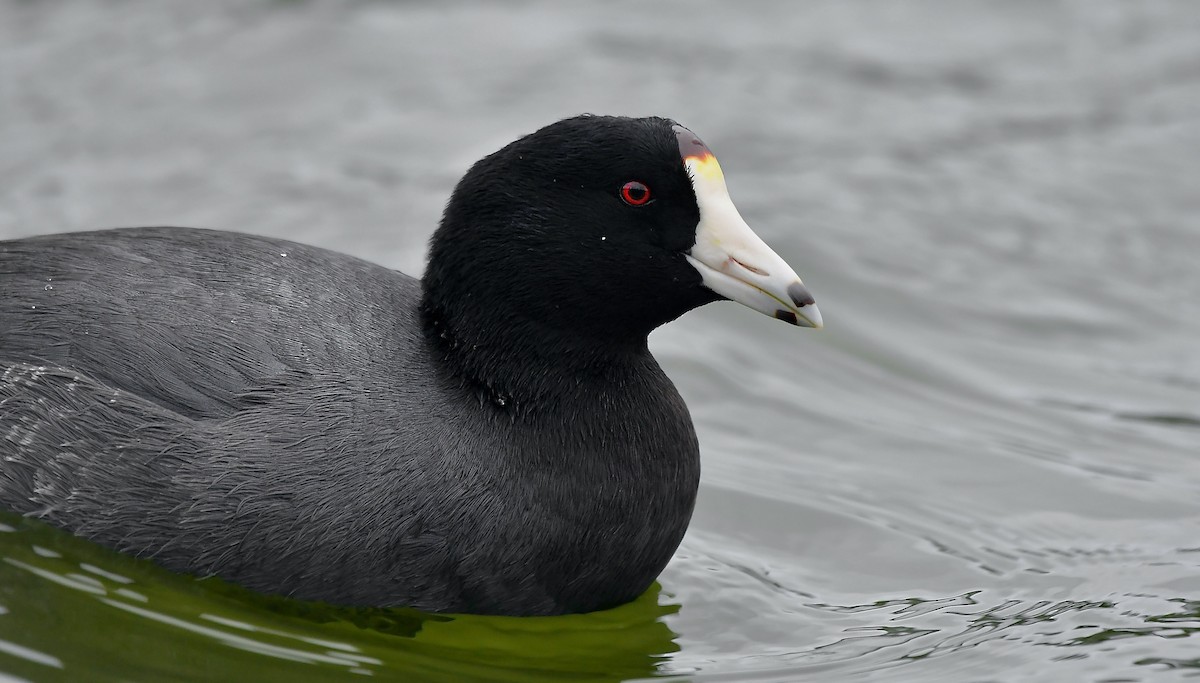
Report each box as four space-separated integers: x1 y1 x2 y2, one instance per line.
0 115 820 616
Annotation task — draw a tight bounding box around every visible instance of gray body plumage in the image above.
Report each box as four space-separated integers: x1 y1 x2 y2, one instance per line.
0 227 700 614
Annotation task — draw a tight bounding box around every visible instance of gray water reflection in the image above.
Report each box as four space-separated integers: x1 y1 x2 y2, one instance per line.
2 1 1199 681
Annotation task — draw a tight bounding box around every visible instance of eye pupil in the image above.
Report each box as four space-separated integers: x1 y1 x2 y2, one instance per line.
620 181 651 206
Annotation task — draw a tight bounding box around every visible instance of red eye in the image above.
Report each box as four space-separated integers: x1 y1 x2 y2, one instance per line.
620 181 652 206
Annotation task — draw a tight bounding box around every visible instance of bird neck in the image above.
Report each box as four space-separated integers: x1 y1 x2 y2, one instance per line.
419 293 651 415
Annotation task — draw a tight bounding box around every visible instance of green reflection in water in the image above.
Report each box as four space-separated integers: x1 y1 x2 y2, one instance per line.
1068 598 1200 670
0 511 680 682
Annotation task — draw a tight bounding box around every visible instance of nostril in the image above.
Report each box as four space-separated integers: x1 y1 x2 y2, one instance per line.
787 282 815 308
730 257 768 277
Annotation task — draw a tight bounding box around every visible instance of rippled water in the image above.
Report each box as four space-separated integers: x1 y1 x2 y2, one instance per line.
2 1 1199 681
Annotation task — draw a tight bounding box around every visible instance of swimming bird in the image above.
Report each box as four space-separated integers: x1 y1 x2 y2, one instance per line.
0 115 821 615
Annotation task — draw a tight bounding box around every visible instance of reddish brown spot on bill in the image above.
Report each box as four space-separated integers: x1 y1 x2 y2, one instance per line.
673 124 713 162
